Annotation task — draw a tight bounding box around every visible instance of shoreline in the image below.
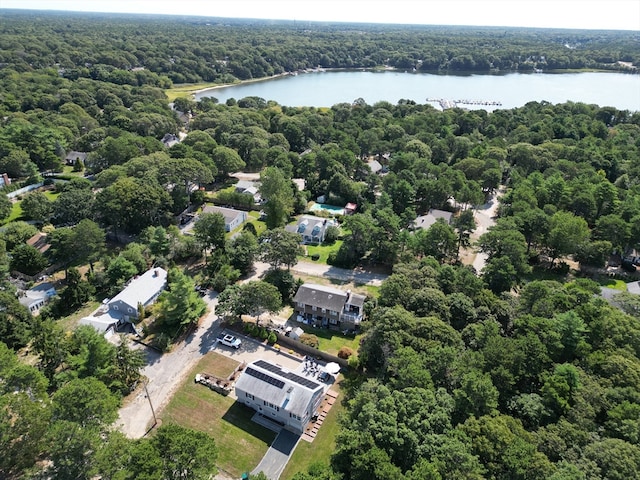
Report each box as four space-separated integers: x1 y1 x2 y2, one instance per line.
191 72 291 96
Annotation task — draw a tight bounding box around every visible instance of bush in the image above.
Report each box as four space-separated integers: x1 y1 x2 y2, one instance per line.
337 346 354 359
348 354 360 370
299 333 319 349
155 332 171 352
259 327 269 340
267 331 278 345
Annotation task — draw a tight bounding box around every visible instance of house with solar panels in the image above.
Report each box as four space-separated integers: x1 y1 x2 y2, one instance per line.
234 359 324 433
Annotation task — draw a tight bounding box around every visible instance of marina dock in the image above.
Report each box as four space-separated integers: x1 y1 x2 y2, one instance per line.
427 98 503 109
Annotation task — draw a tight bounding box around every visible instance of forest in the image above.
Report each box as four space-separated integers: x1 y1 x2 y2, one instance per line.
1 9 640 480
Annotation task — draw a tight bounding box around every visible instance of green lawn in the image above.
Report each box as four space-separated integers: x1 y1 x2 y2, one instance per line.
1 201 23 224
159 352 277 478
43 191 60 201
297 324 361 357
302 240 343 264
597 277 628 291
281 378 345 479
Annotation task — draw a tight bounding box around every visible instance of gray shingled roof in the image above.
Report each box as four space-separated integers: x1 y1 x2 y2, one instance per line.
108 267 167 311
293 283 348 312
234 360 322 417
202 205 244 225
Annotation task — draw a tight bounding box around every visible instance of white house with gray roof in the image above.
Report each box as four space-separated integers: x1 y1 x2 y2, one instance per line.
234 359 324 433
413 209 453 231
286 215 336 244
202 205 248 232
80 267 167 333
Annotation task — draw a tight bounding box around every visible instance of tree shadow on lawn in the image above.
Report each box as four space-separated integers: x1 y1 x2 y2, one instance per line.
221 402 277 445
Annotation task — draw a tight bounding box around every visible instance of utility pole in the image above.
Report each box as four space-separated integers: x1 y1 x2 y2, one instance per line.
144 380 158 429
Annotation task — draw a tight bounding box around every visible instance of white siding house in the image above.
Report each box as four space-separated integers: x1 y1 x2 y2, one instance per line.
235 360 324 433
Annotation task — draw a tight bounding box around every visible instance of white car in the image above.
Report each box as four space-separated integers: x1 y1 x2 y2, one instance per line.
217 334 242 349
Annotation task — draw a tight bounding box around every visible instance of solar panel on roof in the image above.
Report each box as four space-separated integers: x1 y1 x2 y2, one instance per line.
245 367 285 389
253 360 320 389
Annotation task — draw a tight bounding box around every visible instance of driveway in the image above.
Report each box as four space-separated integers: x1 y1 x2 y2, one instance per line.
116 291 222 438
116 251 384 438
251 429 300 480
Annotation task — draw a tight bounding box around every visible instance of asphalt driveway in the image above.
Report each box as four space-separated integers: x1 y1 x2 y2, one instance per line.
251 429 301 480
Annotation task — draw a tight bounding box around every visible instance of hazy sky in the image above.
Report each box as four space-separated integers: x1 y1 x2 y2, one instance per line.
2 0 639 31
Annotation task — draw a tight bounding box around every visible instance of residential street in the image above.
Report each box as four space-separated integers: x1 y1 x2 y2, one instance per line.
116 257 387 439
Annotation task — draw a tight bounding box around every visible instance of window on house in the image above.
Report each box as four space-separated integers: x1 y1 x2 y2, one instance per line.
128 308 133 313
321 308 326 313
113 305 118 310
312 306 317 311
330 318 338 325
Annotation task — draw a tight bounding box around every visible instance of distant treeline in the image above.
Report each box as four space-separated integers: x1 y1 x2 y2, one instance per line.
0 9 638 86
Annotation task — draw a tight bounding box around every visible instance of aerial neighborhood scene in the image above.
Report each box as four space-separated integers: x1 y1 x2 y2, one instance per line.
1 0 640 479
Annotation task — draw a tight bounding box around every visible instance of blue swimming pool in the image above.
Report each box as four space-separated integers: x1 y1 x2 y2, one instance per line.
309 203 345 215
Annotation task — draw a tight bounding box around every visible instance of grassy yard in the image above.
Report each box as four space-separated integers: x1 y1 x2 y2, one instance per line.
297 324 361 357
280 377 346 479
247 211 267 236
159 352 277 478
302 240 343 264
596 277 628 291
57 300 101 332
164 82 224 102
1 201 23 225
43 190 60 201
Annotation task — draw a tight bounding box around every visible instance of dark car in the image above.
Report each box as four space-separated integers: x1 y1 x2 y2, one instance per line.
621 259 637 272
318 371 331 382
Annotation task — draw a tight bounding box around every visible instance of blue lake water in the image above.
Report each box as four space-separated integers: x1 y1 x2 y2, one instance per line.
196 70 640 111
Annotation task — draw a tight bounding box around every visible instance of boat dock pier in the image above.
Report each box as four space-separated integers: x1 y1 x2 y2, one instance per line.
427 98 503 110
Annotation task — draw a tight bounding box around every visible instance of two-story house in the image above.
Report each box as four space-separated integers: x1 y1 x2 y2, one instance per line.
234 359 324 433
292 283 366 330
287 215 337 244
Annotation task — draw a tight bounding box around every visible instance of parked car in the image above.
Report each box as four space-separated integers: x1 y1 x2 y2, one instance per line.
318 371 331 382
217 334 242 349
621 259 637 272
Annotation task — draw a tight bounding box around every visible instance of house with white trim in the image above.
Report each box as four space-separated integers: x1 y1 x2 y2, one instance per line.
107 267 168 321
18 282 57 315
80 267 167 334
287 215 337 244
293 283 366 330
202 205 248 232
235 359 324 433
